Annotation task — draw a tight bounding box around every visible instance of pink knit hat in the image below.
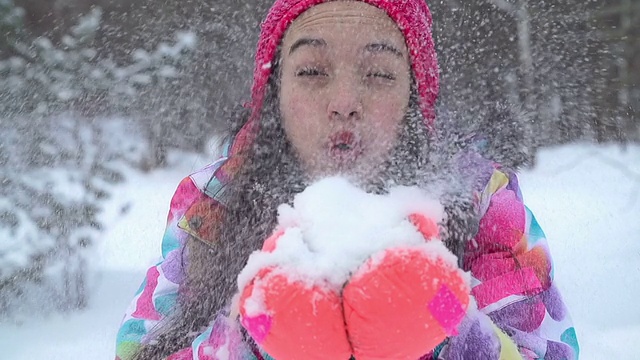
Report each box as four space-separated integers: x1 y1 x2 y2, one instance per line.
231 0 439 155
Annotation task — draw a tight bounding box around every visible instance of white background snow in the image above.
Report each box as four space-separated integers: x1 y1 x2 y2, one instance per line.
0 143 639 360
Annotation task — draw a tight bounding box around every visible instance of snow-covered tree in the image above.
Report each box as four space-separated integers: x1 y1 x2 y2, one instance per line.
1 115 106 318
111 30 199 169
0 0 24 53
0 6 196 319
0 7 196 116
1 5 198 171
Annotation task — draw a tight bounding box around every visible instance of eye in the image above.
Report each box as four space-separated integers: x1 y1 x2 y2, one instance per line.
296 67 328 77
366 71 396 81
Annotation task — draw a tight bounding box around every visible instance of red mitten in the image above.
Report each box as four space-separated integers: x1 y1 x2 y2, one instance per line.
238 230 352 360
343 215 471 360
239 210 469 360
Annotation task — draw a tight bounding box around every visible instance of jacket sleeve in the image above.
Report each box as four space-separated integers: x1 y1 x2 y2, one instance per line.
114 174 198 360
439 169 579 360
115 162 263 360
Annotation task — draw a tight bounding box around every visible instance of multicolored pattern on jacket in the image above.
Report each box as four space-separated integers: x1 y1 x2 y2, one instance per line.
115 149 579 360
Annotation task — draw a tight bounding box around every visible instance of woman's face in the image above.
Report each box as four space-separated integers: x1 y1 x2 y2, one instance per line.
279 1 411 181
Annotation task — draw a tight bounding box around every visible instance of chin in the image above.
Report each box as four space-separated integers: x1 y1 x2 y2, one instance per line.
303 154 387 183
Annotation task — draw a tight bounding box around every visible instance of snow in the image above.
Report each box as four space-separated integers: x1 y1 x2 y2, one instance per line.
176 31 198 50
1 142 639 359
518 143 640 360
237 177 445 290
0 201 50 276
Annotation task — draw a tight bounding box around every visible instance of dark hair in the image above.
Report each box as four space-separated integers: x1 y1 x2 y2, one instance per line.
132 61 479 360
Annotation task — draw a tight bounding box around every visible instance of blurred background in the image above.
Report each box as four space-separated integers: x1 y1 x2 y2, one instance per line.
0 0 638 358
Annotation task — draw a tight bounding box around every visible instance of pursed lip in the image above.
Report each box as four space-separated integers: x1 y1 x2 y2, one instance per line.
327 131 363 164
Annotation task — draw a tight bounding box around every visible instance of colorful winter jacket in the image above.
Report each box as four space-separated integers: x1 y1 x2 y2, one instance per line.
115 144 579 360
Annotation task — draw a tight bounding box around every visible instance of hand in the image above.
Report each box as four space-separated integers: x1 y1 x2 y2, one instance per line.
342 214 470 360
237 230 352 360
342 246 470 360
238 214 470 360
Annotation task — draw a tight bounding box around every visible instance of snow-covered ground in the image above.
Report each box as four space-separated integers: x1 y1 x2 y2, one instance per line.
0 143 638 359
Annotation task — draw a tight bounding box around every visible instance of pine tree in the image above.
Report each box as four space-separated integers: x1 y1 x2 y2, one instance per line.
0 7 197 319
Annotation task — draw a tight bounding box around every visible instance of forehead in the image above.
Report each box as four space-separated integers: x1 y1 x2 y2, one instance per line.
283 1 405 47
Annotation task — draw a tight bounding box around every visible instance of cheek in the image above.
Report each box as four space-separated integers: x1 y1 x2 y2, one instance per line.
280 86 323 149
366 95 407 140
282 92 308 119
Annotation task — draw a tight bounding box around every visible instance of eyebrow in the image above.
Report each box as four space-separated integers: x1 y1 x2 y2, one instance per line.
289 38 327 55
364 42 404 59
288 38 404 59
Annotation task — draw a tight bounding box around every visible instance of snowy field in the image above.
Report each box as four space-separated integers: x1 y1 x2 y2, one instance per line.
0 143 639 360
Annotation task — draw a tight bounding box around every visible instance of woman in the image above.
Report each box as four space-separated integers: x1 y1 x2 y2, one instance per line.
116 1 579 359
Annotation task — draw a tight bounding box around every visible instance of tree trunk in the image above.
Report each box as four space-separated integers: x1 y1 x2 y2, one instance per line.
516 0 535 113
617 0 631 108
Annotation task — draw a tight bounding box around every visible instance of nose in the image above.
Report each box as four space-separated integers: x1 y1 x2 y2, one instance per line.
327 77 363 121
